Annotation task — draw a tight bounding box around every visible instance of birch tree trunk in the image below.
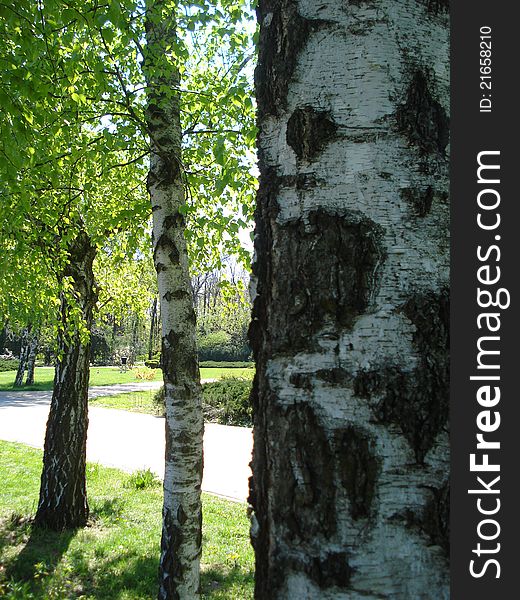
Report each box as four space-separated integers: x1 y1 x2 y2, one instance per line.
249 1 449 598
144 3 203 598
25 329 39 385
14 325 31 387
148 296 158 360
35 231 97 530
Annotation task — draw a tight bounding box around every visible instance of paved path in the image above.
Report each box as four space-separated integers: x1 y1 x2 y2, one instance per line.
0 383 252 502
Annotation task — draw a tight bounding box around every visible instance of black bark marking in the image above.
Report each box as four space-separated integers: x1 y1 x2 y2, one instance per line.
272 403 337 544
401 186 435 217
286 107 337 160
155 262 167 273
260 208 385 354
177 505 188 526
158 508 182 600
255 1 328 117
420 0 449 14
169 247 180 265
334 427 380 520
278 172 320 190
316 367 350 384
289 372 312 390
392 479 449 557
421 480 450 555
354 288 449 463
164 289 189 302
276 551 353 590
396 70 449 155
310 552 353 589
164 212 185 229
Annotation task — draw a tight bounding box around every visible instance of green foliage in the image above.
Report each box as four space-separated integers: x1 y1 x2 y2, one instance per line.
153 377 252 426
144 359 161 369
198 330 250 361
0 0 256 348
125 468 161 490
0 358 19 372
152 386 166 417
202 378 252 427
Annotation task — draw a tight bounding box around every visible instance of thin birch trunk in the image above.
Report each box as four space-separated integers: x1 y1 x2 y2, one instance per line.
149 296 158 360
35 231 97 530
250 0 450 598
14 325 31 387
144 2 203 598
25 330 39 385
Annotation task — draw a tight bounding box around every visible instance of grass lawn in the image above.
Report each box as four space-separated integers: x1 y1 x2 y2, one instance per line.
0 366 253 392
90 391 160 415
0 441 254 599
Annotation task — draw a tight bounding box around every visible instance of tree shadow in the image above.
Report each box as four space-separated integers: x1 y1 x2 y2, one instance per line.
89 497 125 524
201 565 255 598
2 513 76 590
1 512 254 599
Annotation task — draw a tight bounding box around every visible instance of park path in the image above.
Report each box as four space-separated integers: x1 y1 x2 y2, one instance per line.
0 382 252 502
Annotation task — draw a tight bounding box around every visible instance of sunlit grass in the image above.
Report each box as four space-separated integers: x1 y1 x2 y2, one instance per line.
0 440 254 599
0 365 254 392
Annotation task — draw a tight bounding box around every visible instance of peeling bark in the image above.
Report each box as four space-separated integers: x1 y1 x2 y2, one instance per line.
34 230 96 531
144 3 203 599
251 0 449 597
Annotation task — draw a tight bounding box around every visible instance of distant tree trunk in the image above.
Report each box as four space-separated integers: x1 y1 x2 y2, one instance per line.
25 330 39 385
130 315 139 365
148 296 158 360
14 325 31 387
249 1 449 598
0 320 8 352
144 2 203 598
35 230 97 530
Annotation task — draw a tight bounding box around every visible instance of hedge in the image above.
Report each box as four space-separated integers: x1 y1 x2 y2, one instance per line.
0 358 19 372
152 377 252 427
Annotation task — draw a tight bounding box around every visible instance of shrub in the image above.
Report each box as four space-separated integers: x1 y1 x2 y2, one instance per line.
125 468 161 490
197 331 251 362
202 378 252 427
144 359 161 369
0 358 18 372
133 367 156 381
152 377 253 427
199 361 254 369
152 386 166 417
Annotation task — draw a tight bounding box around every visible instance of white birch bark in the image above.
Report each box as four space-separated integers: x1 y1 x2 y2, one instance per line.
144 3 203 598
250 1 449 598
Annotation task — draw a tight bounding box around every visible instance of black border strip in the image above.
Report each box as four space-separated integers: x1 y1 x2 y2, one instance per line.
451 2 518 597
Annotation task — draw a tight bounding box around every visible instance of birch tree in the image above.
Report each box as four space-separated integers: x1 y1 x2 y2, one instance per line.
144 4 203 597
249 0 449 598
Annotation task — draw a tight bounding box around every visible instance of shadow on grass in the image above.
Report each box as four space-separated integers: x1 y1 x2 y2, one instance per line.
2 513 76 592
202 565 255 598
89 497 125 523
1 514 253 599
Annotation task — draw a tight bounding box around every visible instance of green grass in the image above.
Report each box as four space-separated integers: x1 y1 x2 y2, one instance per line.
0 367 163 392
0 366 253 392
200 368 254 381
0 441 254 599
90 391 159 414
